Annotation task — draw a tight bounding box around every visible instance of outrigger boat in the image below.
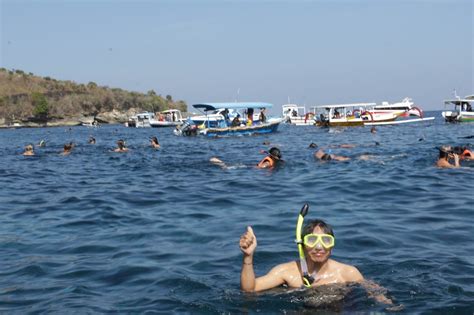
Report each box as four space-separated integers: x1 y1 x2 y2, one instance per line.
149 109 184 127
442 94 474 123
372 97 423 117
174 102 284 137
282 104 316 126
313 103 399 127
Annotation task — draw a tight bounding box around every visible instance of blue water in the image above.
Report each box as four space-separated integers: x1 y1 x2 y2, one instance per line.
1 111 473 314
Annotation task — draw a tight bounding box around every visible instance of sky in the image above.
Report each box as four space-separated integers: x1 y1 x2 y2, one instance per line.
1 0 472 113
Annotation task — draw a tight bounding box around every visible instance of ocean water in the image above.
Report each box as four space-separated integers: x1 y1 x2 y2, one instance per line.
0 111 473 314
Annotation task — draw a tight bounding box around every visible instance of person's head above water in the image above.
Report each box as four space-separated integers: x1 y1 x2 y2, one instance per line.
308 142 318 149
268 147 281 160
438 145 452 159
117 139 126 149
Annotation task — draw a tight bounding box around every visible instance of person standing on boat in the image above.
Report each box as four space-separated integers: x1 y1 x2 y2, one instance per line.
259 108 267 123
436 146 460 168
257 147 282 169
246 108 254 126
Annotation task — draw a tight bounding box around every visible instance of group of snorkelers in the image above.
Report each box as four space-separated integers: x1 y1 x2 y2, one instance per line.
22 136 161 156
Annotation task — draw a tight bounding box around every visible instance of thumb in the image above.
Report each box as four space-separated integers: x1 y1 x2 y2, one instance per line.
247 226 255 236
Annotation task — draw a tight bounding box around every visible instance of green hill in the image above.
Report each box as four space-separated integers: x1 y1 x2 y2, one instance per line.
0 68 187 125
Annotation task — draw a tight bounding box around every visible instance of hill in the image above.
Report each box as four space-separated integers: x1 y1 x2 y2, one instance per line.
0 68 187 126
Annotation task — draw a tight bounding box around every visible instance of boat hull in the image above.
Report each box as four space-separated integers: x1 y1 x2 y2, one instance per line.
202 120 281 137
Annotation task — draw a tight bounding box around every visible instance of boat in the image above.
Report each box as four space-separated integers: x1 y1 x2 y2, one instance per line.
282 104 315 126
174 102 284 137
149 109 184 127
372 97 423 117
125 112 155 128
312 103 399 127
442 94 474 123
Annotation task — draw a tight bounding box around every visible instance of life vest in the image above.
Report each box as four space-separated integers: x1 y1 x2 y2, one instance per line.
257 156 275 168
461 149 473 158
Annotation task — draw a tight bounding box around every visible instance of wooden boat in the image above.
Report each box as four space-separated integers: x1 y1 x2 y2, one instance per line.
312 103 398 127
174 102 284 137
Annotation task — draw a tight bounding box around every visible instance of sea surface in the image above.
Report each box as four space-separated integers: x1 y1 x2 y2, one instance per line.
1 111 473 314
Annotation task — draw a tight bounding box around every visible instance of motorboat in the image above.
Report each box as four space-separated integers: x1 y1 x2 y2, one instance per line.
312 103 399 127
372 98 423 117
149 109 184 127
282 104 315 125
125 112 154 128
174 102 284 137
442 94 474 123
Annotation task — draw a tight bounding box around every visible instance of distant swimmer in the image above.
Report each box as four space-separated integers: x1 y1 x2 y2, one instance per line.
114 139 129 152
61 142 74 155
436 146 460 168
370 126 376 134
150 136 160 149
210 157 228 169
308 142 318 148
239 204 394 305
38 140 46 147
22 144 35 156
88 136 96 144
314 149 350 162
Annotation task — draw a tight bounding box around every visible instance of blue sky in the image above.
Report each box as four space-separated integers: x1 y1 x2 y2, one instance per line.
1 0 472 112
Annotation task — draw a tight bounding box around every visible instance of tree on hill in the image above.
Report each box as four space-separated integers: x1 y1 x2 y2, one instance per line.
32 92 49 121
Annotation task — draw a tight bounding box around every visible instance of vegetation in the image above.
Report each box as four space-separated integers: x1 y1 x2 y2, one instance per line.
0 68 187 124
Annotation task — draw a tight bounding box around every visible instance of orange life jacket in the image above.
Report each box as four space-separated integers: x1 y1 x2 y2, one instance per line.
257 156 275 169
461 149 473 158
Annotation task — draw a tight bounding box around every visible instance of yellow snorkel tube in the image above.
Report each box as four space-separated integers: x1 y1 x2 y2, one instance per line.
295 203 314 288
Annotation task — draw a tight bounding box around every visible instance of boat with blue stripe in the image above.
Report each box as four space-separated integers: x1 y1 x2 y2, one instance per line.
174 102 284 137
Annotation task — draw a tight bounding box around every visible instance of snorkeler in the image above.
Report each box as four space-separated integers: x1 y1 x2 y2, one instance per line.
22 144 35 156
436 146 460 168
239 204 393 305
314 149 350 162
61 142 74 155
150 136 160 149
257 147 283 169
88 136 96 144
114 139 129 152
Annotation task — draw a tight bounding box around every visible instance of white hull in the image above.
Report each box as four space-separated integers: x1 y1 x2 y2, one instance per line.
364 117 435 126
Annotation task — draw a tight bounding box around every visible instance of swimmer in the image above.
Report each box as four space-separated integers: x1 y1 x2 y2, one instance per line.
88 136 96 144
22 144 35 156
150 136 160 149
210 157 228 169
436 146 459 168
308 142 318 149
370 126 376 134
114 139 129 152
257 147 283 169
38 140 46 147
239 204 393 305
314 149 350 162
61 142 73 155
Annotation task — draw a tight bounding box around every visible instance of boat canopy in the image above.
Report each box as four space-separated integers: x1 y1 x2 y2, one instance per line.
192 102 273 112
444 99 474 105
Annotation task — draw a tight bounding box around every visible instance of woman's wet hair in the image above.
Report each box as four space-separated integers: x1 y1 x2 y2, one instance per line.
302 219 334 238
321 153 332 161
117 140 126 148
269 147 281 159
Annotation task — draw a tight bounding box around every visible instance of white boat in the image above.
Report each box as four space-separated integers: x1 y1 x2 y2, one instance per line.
312 103 399 127
149 109 184 128
372 97 423 117
282 104 315 125
125 112 154 128
442 94 474 123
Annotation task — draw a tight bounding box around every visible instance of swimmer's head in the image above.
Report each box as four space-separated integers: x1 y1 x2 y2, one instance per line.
321 153 332 161
308 142 318 149
25 144 33 151
302 219 334 239
439 145 452 158
117 139 126 149
269 147 281 160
